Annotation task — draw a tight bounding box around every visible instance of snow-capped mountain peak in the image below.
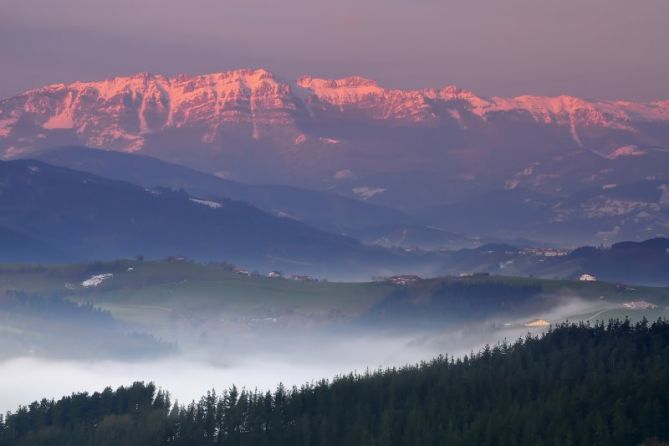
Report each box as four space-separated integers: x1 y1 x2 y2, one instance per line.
0 68 668 180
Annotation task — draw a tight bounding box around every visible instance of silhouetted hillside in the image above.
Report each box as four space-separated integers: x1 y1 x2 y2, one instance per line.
0 159 417 277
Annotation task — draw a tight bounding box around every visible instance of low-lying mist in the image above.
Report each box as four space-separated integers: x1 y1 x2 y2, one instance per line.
0 295 613 414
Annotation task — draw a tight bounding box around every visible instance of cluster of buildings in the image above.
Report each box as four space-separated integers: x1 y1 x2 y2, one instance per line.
519 247 570 257
458 272 491 278
232 268 316 282
380 275 422 286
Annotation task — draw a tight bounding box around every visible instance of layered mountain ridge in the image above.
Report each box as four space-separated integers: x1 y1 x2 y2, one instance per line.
1 68 668 245
0 69 301 152
2 68 668 157
0 158 436 278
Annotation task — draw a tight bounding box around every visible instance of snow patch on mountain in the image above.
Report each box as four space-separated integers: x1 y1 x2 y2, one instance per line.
581 197 660 218
42 110 74 129
190 198 222 209
294 134 308 145
298 75 435 122
0 119 15 137
297 76 385 101
607 145 647 159
334 169 354 181
353 186 386 200
504 179 520 190
319 137 341 144
81 273 113 287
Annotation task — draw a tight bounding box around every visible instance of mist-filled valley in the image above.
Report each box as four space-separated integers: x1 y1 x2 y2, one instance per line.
1 260 668 418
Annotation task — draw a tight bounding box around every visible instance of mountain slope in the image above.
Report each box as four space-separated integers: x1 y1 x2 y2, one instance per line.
0 69 669 244
429 238 669 286
0 159 422 277
0 226 70 262
32 146 416 235
534 237 669 286
1 69 668 212
3 69 666 157
424 179 669 245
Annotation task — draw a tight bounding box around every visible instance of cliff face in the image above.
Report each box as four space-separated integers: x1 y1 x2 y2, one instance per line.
3 68 667 154
1 68 668 213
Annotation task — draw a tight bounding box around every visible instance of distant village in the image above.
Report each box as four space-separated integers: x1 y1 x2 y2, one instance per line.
163 254 606 287
234 268 319 282
164 255 323 282
519 247 569 257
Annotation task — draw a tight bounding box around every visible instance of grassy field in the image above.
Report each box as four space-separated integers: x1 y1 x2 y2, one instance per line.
1 260 668 332
1 260 668 361
0 261 394 332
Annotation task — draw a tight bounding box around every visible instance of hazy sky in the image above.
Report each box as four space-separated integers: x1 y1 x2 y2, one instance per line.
1 0 667 101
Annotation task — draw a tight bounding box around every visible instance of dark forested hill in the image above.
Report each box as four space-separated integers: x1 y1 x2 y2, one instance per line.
33 146 416 235
0 159 426 277
0 226 70 263
432 238 669 287
559 238 669 286
2 319 669 446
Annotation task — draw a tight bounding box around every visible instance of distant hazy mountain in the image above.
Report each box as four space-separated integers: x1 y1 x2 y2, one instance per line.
542 238 669 286
33 146 415 235
350 223 480 250
1 69 667 244
424 180 669 245
0 159 427 277
434 238 669 286
1 69 667 211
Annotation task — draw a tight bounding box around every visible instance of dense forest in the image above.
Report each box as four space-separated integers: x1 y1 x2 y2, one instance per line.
2 319 668 446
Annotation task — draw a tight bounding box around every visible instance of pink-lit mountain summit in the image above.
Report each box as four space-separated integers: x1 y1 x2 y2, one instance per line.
2 68 668 153
1 68 668 214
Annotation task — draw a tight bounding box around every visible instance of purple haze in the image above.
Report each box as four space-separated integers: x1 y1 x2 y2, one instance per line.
1 0 668 101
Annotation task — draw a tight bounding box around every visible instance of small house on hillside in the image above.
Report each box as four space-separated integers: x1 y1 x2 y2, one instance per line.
579 273 598 282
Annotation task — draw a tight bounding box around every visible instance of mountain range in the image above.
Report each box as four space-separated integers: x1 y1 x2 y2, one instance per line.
34 146 482 249
5 152 667 283
1 68 668 244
